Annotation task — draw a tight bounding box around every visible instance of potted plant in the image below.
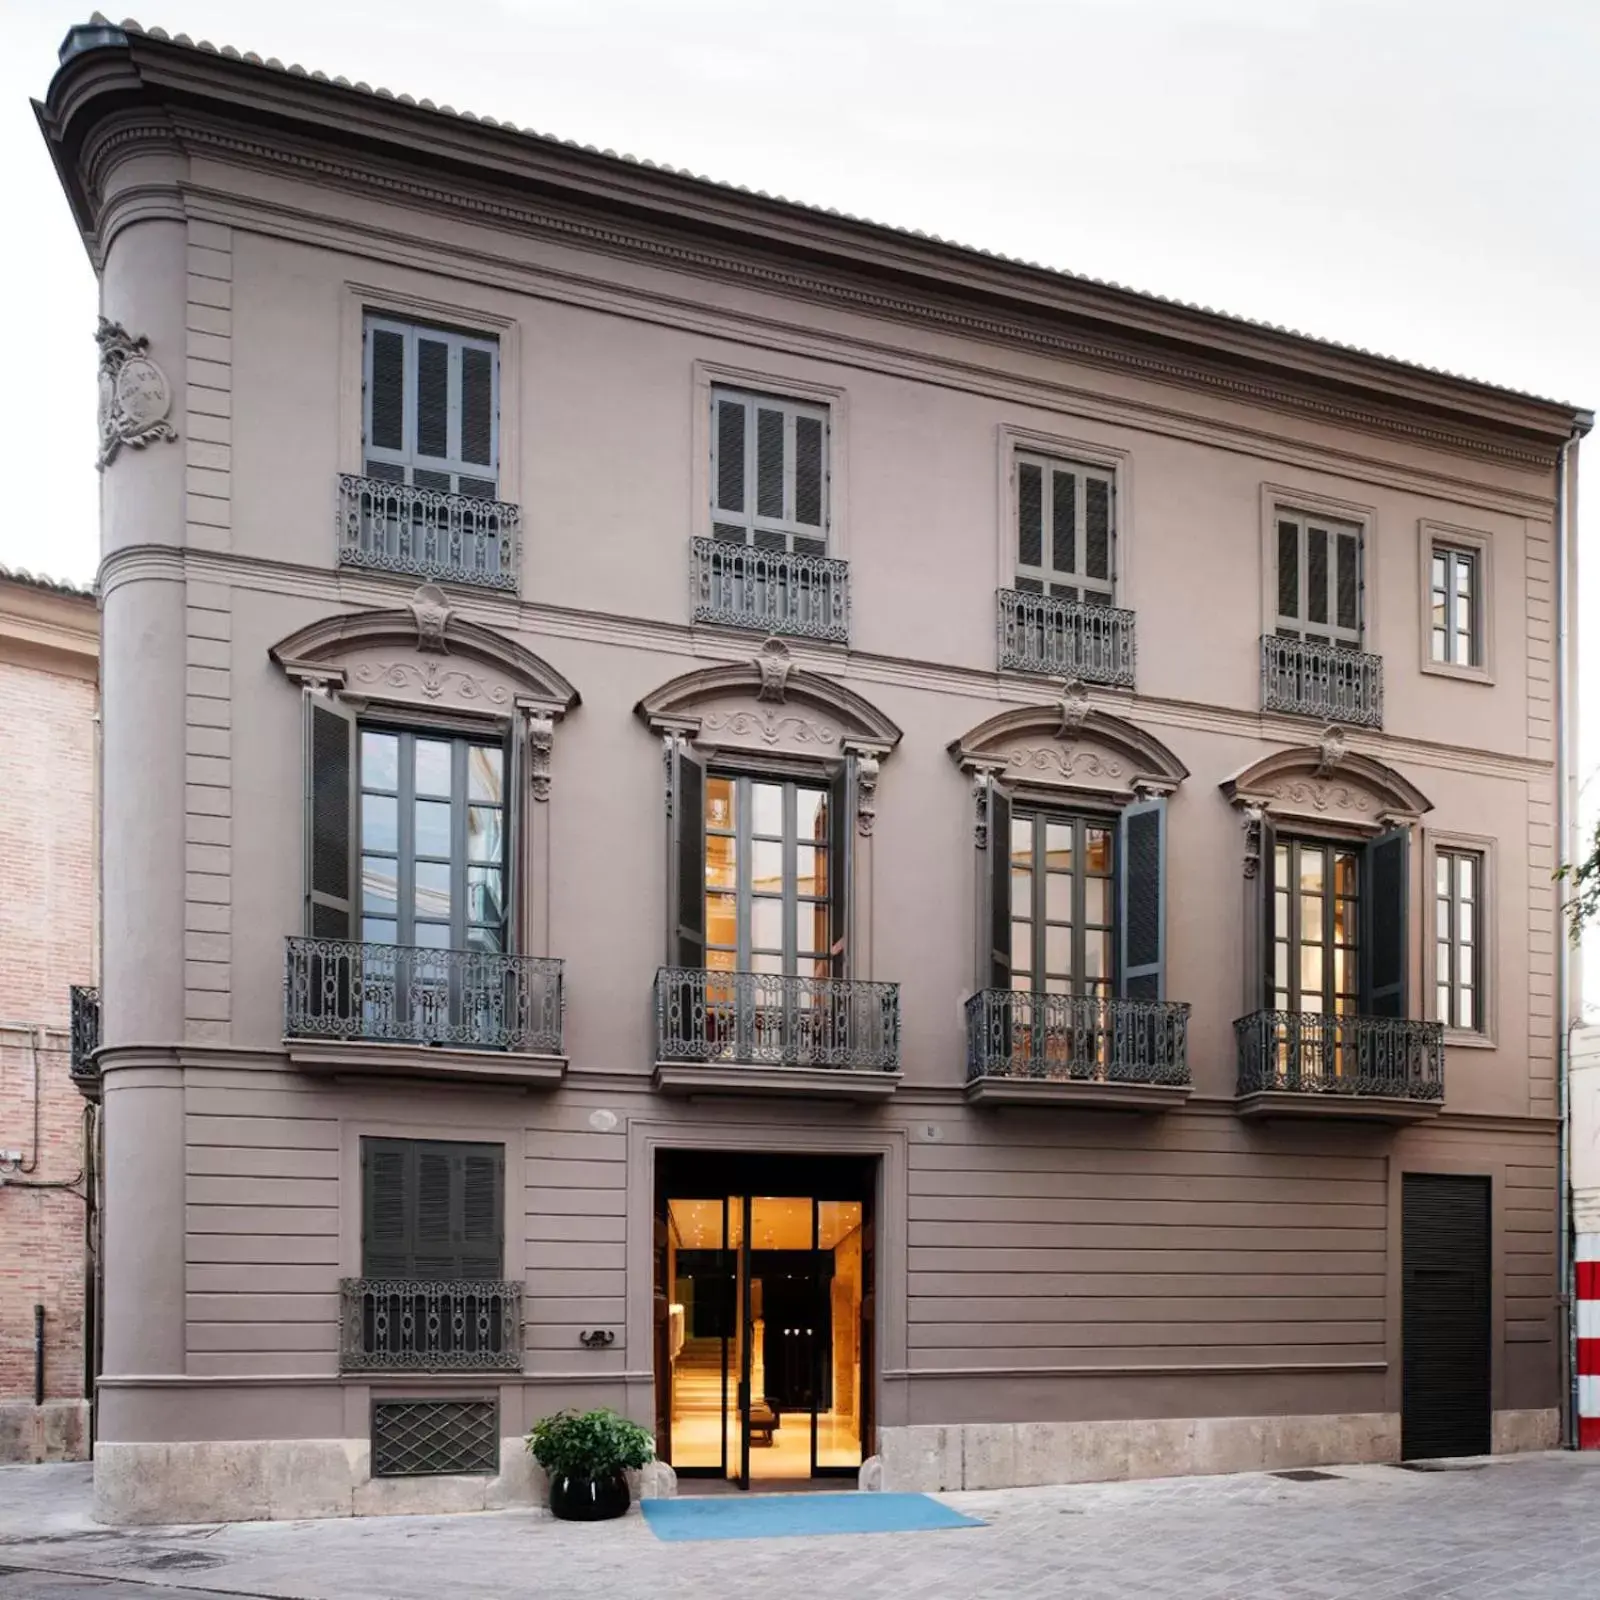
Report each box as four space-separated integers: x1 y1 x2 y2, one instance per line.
526 1407 654 1521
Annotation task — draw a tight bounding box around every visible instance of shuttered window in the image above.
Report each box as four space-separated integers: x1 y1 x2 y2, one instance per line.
710 388 829 555
1015 454 1114 603
363 315 500 498
1275 511 1362 647
361 1137 505 1280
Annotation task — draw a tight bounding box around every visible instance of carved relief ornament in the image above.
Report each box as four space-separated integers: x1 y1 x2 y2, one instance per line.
96 317 177 469
948 702 1187 799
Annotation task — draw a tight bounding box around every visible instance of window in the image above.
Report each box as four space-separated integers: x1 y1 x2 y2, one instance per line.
358 729 507 953
363 315 500 497
703 774 838 978
1007 812 1116 998
1271 839 1361 1017
1015 454 1114 603
1435 849 1483 1032
1430 545 1481 667
711 388 829 554
361 1137 505 1279
1276 511 1362 646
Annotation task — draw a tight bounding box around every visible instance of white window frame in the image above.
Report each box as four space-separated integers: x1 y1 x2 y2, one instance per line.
362 313 501 494
1012 452 1117 603
1257 486 1378 655
1423 829 1496 1047
1418 521 1494 684
1273 508 1364 647
709 386 831 553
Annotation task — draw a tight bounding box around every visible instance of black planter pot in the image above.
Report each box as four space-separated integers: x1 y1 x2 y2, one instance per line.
549 1469 631 1522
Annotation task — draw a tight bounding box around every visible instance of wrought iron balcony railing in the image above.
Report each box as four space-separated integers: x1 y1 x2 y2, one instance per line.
339 1277 523 1372
997 589 1137 687
655 967 899 1073
966 990 1191 1086
1260 635 1383 728
691 537 850 643
337 473 520 591
69 984 100 1095
1235 1011 1444 1100
284 938 563 1054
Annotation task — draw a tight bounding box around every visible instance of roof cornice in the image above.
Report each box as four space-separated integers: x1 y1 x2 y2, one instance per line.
35 20 1592 454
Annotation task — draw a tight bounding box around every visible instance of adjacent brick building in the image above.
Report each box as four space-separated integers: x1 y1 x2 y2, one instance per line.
0 565 99 1462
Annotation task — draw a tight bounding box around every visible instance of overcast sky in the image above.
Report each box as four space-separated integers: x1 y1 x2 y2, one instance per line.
6 0 1600 965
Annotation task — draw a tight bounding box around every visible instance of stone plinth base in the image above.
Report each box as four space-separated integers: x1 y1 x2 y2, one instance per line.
0 1400 89 1464
1490 1409 1559 1454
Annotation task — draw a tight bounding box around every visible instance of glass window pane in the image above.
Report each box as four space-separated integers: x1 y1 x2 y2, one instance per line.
467 806 502 864
705 893 737 950
1084 931 1110 981
1010 816 1034 864
1460 902 1474 945
1300 945 1324 991
805 901 830 957
751 897 783 951
1010 868 1032 916
1436 855 1451 895
1334 853 1359 897
1459 945 1475 986
414 739 451 797
414 800 451 858
1300 893 1323 936
796 787 827 842
1274 943 1288 989
1459 989 1475 1030
1456 555 1474 595
1335 898 1358 943
1085 828 1112 874
706 776 735 829
1045 822 1073 868
751 839 783 894
796 846 822 901
413 921 450 949
414 860 451 919
1045 924 1073 976
467 924 503 953
1299 851 1325 893
812 846 829 900
363 793 398 853
1432 554 1447 592
1437 981 1451 1023
706 947 736 972
362 856 397 915
467 866 502 927
1435 897 1450 940
1083 877 1109 925
361 731 399 791
1432 625 1448 663
1045 871 1073 922
1459 856 1476 900
752 784 784 837
706 833 737 891
1333 945 1354 996
751 950 783 975
468 746 503 803
1011 920 1032 979
362 916 397 944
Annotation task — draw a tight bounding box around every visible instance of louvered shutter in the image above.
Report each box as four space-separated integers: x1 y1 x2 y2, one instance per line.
713 393 747 539
413 334 451 489
365 323 407 480
304 691 356 940
458 344 496 498
828 759 854 979
458 1147 505 1280
1118 796 1166 1001
981 776 1014 992
1363 826 1410 1017
1257 813 1278 1011
411 1145 457 1281
670 739 707 968
362 1139 413 1277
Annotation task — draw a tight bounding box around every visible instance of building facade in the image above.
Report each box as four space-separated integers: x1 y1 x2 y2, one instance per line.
37 20 1587 1524
0 566 99 1463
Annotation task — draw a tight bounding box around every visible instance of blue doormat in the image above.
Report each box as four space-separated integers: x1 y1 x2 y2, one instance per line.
642 1491 982 1542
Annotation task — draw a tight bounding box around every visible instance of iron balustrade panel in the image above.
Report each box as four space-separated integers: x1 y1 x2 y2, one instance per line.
965 989 1191 1085
69 985 100 1090
690 537 850 643
337 473 520 591
1260 635 1384 728
284 938 563 1054
996 589 1137 687
340 1278 523 1372
1234 1010 1444 1100
654 966 899 1072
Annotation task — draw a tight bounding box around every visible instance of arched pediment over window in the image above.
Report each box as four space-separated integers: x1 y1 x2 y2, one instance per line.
634 639 902 759
948 690 1188 799
1220 728 1432 832
268 585 578 718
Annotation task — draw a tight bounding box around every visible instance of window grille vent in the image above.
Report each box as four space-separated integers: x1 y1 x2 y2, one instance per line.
371 1398 499 1477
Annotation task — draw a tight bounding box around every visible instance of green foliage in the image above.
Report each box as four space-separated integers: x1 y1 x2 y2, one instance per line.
526 1408 654 1480
1557 832 1600 943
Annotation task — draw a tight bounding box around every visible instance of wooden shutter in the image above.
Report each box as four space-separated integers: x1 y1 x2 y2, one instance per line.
1256 813 1278 1011
669 738 707 968
978 775 1013 992
304 691 356 940
1363 826 1410 1017
457 1148 504 1281
1119 796 1166 1002
361 1139 413 1278
362 1138 504 1280
504 722 523 955
364 320 407 474
828 758 854 979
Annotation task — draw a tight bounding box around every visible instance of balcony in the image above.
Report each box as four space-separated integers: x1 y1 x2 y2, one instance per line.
653 966 900 1100
997 589 1136 687
1234 1010 1444 1122
339 1277 523 1373
337 473 520 591
283 938 565 1087
965 990 1192 1110
690 537 850 643
1260 635 1383 728
69 984 100 1101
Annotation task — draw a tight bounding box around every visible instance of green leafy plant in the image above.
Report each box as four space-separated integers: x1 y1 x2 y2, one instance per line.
526 1408 654 1481
1559 834 1600 944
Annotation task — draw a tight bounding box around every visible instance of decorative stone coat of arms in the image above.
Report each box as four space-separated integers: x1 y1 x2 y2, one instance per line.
96 317 177 469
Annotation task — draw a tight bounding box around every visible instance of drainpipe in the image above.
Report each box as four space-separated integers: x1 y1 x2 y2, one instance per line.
1556 426 1580 1448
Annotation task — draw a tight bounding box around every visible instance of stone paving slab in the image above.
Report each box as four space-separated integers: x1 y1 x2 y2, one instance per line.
2 1455 1599 1599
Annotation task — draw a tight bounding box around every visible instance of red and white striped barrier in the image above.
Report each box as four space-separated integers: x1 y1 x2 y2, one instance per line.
1579 1235 1600 1448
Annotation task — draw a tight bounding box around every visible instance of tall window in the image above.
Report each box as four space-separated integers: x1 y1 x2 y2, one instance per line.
359 729 507 952
1430 545 1480 667
1435 849 1483 1032
704 775 834 977
1015 455 1114 603
1271 839 1361 1015
363 315 500 497
710 388 829 555
1007 812 1116 997
1276 512 1362 647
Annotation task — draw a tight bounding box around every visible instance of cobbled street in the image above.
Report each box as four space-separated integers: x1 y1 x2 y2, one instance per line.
3 1455 1599 1600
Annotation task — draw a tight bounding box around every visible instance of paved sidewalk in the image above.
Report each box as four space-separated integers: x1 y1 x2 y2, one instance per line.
3 1454 1599 1599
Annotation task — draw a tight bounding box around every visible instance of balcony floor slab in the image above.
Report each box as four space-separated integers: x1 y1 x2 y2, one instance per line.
965 1076 1192 1112
653 1061 901 1101
285 1038 567 1088
1234 1090 1444 1124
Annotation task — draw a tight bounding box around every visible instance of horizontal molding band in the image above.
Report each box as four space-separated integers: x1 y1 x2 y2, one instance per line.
97 1370 656 1389
882 1360 1388 1381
